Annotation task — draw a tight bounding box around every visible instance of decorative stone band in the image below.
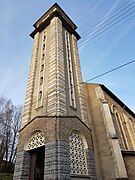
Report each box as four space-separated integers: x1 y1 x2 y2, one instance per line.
21 33 39 128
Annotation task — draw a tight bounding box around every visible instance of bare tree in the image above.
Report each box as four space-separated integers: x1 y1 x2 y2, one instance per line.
8 105 22 172
0 96 22 173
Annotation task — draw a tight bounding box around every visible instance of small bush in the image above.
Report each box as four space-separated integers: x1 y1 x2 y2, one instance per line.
0 173 13 180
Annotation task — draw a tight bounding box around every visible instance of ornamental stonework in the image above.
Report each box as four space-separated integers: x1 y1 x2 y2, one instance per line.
28 131 45 150
69 132 88 175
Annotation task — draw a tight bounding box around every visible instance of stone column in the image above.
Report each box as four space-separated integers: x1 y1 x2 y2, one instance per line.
13 151 30 180
86 148 96 179
47 17 67 116
44 141 70 180
96 86 128 179
21 33 39 128
72 34 89 126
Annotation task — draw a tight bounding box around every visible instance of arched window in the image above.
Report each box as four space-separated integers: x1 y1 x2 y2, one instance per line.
28 131 45 150
69 131 88 175
111 104 129 150
115 112 130 149
123 114 135 150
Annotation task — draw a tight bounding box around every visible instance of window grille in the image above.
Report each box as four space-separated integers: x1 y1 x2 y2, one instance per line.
28 131 45 150
69 132 88 175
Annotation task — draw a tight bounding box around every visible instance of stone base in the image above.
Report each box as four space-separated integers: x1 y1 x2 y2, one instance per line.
13 116 97 180
13 151 30 180
44 141 70 180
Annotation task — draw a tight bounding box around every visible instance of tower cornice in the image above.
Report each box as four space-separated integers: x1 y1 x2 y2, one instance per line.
30 3 81 40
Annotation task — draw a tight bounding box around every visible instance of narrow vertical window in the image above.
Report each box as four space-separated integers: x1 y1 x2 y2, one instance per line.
40 77 43 85
38 91 42 100
65 31 76 108
43 35 46 41
36 30 47 109
42 53 45 60
43 44 45 50
41 64 44 71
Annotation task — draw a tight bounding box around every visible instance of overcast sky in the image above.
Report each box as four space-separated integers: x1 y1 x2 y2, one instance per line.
0 0 135 112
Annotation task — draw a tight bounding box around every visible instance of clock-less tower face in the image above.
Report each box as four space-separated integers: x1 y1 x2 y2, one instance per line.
21 3 89 128
13 3 95 180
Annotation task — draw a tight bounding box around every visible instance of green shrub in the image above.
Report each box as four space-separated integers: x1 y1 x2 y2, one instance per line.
0 173 13 180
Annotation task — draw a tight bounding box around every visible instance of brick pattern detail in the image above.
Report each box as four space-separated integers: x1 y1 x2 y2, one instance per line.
47 17 67 116
72 35 89 126
21 33 39 128
13 151 30 180
44 141 70 180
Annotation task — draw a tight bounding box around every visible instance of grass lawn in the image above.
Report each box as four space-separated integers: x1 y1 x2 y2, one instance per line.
0 173 13 180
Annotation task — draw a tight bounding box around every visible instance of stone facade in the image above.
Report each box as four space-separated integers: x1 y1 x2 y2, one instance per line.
122 151 135 179
44 141 70 179
47 17 67 116
14 3 134 180
21 33 39 128
14 3 96 180
72 34 89 126
14 116 96 180
13 151 30 180
84 83 135 180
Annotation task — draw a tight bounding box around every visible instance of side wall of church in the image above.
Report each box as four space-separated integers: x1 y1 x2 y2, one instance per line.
103 90 135 151
84 83 129 180
123 152 135 179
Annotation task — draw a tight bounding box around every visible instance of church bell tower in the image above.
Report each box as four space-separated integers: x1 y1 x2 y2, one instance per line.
13 3 96 180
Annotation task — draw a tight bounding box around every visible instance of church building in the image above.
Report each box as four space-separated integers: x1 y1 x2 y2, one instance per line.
13 3 135 180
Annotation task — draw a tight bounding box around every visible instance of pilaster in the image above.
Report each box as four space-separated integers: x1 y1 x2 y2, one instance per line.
13 151 30 180
44 141 70 180
86 148 97 179
47 17 67 116
21 33 39 128
95 86 128 179
72 35 89 126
